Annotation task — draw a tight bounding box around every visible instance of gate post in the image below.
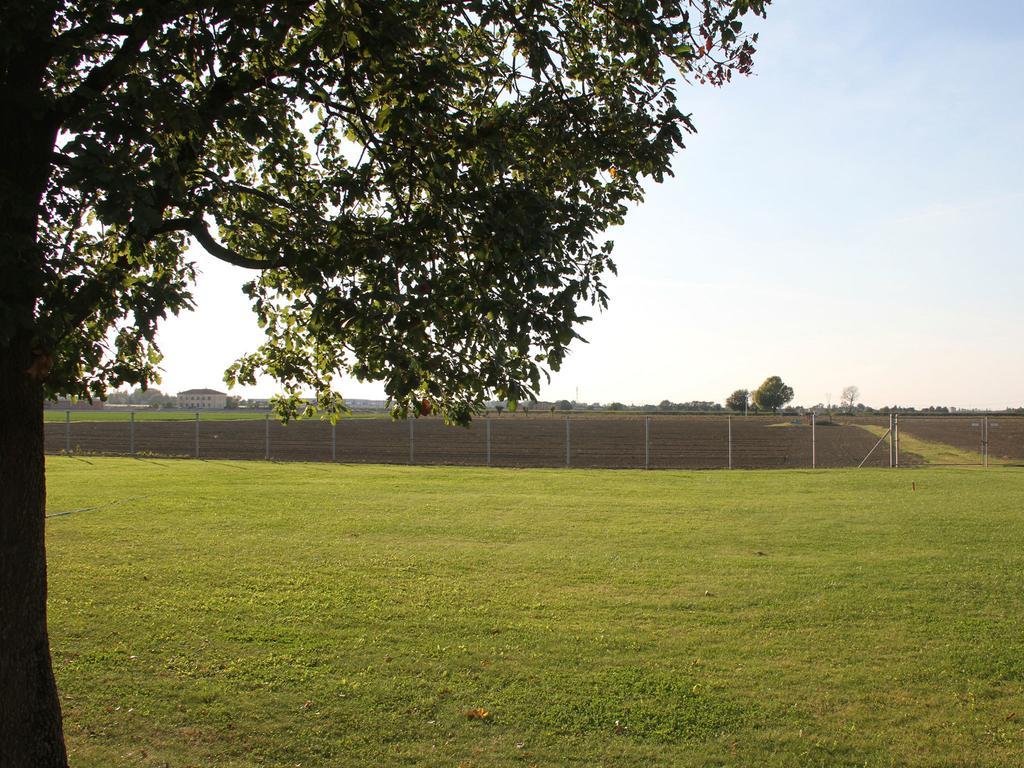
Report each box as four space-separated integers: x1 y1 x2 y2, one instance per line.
983 415 989 467
894 414 900 468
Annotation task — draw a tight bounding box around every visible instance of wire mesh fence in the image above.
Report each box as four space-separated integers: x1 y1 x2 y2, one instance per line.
43 412 1024 469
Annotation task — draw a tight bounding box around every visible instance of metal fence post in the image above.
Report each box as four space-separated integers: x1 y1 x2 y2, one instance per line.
894 414 900 468
811 412 816 469
409 417 415 465
645 416 650 470
194 412 200 458
130 411 135 456
264 414 270 460
65 410 71 454
565 417 570 468
331 420 337 462
728 415 733 470
486 416 491 467
983 415 989 468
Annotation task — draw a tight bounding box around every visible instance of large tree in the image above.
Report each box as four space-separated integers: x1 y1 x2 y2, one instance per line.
725 387 749 412
754 375 794 413
0 1 769 763
841 384 860 411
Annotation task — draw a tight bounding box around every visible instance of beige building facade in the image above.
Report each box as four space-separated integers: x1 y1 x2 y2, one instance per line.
177 388 228 410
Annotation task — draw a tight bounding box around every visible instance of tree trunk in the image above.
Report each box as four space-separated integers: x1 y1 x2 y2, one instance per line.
1 3 67 760
0 336 68 767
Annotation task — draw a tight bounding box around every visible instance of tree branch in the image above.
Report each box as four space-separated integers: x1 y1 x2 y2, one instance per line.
152 216 283 270
50 21 134 55
51 9 161 126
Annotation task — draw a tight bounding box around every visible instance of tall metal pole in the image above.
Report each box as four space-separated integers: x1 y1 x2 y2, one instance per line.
485 416 491 467
409 417 414 465
195 412 200 458
130 411 135 456
983 415 989 468
811 412 816 469
65 410 71 454
894 414 900 468
331 421 336 462
727 415 733 470
565 417 570 468
645 416 650 470
264 413 269 460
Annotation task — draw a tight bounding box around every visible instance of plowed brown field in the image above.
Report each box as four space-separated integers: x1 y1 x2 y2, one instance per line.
876 416 1024 463
42 414 933 469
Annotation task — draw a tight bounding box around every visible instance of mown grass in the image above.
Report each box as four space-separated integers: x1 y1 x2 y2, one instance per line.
46 458 1024 767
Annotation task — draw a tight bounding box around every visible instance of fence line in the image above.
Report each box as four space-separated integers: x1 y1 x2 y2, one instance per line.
43 412 1024 470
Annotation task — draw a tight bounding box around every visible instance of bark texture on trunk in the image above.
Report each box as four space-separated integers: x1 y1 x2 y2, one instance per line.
0 337 68 767
1 4 71 764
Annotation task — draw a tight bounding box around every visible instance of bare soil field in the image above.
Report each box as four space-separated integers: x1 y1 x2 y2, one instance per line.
835 415 1024 464
43 414 916 469
897 416 1024 463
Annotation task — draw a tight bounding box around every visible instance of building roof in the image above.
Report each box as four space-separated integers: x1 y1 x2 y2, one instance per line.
178 388 226 395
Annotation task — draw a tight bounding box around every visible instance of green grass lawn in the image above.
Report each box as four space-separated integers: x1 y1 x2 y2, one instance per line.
46 458 1024 767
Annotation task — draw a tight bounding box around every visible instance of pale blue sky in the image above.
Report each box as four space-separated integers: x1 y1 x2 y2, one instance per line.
158 1 1024 408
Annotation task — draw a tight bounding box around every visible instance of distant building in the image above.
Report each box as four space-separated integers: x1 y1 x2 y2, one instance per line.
178 388 227 410
347 399 387 410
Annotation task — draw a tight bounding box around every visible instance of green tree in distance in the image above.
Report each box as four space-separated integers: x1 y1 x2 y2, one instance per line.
754 376 795 414
0 1 769 764
726 388 750 412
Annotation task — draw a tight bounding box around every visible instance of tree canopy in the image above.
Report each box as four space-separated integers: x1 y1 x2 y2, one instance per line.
1 3 770 764
841 385 860 410
754 375 793 413
6 0 767 425
725 388 749 412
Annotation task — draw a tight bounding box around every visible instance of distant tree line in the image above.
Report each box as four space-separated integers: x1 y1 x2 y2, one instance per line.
496 374 1023 415
104 387 177 407
68 388 1024 416
55 387 246 409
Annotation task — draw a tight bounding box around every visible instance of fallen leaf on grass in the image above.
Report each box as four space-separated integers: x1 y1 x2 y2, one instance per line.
466 708 491 720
